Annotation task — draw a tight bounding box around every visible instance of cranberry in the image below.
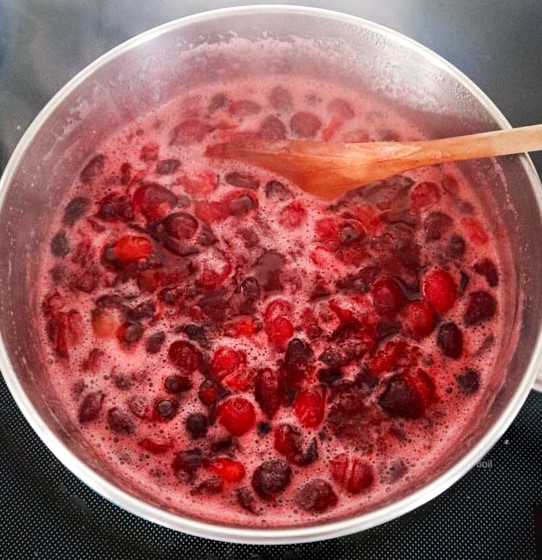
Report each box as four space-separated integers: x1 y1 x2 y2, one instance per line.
339 222 364 244
199 291 230 323
368 340 407 376
138 437 173 454
268 86 293 110
145 331 166 354
464 291 497 326
457 368 480 395
185 412 208 439
50 231 71 257
211 347 247 381
437 322 463 359
229 99 261 116
327 384 367 442
164 375 192 394
284 338 314 388
255 368 285 419
172 448 204 478
379 370 435 419
117 321 144 345
198 379 223 407
168 340 203 373
372 277 406 318
133 183 178 221
330 453 374 494
290 112 322 137
422 268 457 313
224 171 260 190
80 154 106 184
473 258 499 287
63 196 89 226
162 212 198 240
126 301 156 322
254 251 285 292
318 368 343 385
127 395 150 419
155 398 179 420
237 277 260 314
403 300 436 339
170 119 209 144
194 476 224 495
156 158 181 175
461 217 489 245
278 201 307 229
113 235 153 263
295 479 337 513
120 162 132 185
107 408 136 434
251 460 292 500
409 181 440 210
205 457 245 482
337 266 379 293
96 193 134 222
293 386 326 428
114 375 135 391
217 397 256 436
49 309 83 358
140 143 159 161
265 316 294 350
327 98 355 119
210 436 233 453
424 211 453 241
78 391 104 423
227 192 257 217
236 487 259 514
274 423 318 467
260 115 287 140
264 180 292 201
447 235 466 259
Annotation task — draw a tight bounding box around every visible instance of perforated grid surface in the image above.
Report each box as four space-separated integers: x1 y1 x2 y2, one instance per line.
1 378 540 559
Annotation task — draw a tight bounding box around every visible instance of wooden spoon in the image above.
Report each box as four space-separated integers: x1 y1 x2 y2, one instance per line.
206 124 542 200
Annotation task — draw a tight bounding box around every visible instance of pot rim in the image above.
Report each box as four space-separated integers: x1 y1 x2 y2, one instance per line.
1 4 542 545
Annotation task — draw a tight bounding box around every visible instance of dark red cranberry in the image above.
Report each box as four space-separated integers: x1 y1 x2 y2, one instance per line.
183 324 207 345
457 369 480 395
155 398 179 420
236 487 259 514
295 479 337 513
107 407 136 434
185 412 208 439
224 171 260 190
464 291 497 326
379 371 434 419
228 193 256 216
237 227 259 248
97 193 134 222
290 112 322 137
458 271 470 295
172 448 204 478
78 391 104 423
156 159 181 175
127 395 150 419
424 211 453 241
145 331 166 354
126 301 156 321
50 264 66 285
473 258 499 287
254 368 285 419
254 251 285 292
133 183 178 222
164 375 192 394
372 277 406 318
260 115 287 140
114 375 135 391
199 291 229 323
80 154 105 184
328 98 355 119
251 460 292 500
269 86 293 110
140 143 159 161
73 268 99 294
210 436 233 453
208 92 227 112
63 196 89 226
327 384 367 442
162 212 198 240
437 322 463 359
447 235 466 259
337 266 379 293
198 379 222 406
339 222 364 244
264 180 292 201
170 119 209 144
120 162 132 185
318 368 343 385
50 231 71 257
274 424 318 466
257 421 271 436
194 476 224 495
237 277 260 314
117 321 144 345
168 340 202 372
284 338 314 388
409 180 440 209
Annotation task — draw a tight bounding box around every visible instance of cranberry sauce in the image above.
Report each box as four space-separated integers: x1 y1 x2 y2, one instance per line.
38 76 506 527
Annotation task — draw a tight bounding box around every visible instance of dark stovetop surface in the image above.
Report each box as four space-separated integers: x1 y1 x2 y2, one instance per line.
1 2 541 559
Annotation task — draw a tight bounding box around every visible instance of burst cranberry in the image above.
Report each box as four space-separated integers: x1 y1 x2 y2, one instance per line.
138 436 173 454
185 412 208 439
164 375 192 394
127 395 150 419
217 397 256 436
113 235 153 263
326 384 367 442
290 112 322 137
259 115 287 140
274 424 318 466
107 408 136 434
154 398 179 420
117 321 144 345
194 477 224 495
264 298 293 322
168 340 202 373
284 338 315 388
156 158 181 175
278 201 307 229
226 192 258 217
236 488 259 515
225 316 257 337
63 196 89 226
264 180 292 201
403 300 436 339
437 322 463 359
172 448 204 478
51 309 83 358
133 183 178 221
96 193 134 222
295 479 337 513
330 453 374 494
199 250 232 290
372 277 406 318
447 235 466 259
198 379 222 407
146 331 166 354
139 143 159 161
254 251 285 292
162 212 198 240
170 119 209 144
205 457 246 482
461 217 489 245
80 154 105 183
182 170 217 195
50 231 71 257
211 347 247 381
293 386 326 428
254 368 285 419
422 268 457 313
379 370 435 419
409 181 440 210
78 391 104 423
473 258 499 287
424 211 453 241
252 460 292 500
369 340 407 376
265 316 294 350
464 291 497 325
457 368 480 395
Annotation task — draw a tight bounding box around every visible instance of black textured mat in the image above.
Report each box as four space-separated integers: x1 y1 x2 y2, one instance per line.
1 376 541 560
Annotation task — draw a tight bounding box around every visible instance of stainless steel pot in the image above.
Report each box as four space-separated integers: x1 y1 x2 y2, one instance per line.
1 5 541 545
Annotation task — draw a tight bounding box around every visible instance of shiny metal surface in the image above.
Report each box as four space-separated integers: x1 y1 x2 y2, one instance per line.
0 5 541 544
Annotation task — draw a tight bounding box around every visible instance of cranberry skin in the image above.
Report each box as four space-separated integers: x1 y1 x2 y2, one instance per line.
236 487 259 515
464 291 497 326
264 180 292 201
78 391 104 423
133 183 178 222
372 277 406 318
168 340 202 373
437 322 463 359
117 321 144 345
284 338 314 388
447 235 466 259
172 448 204 478
326 384 367 442
251 460 292 500
423 211 453 241
217 397 256 436
295 479 338 513
274 424 318 467
473 258 499 287
409 181 440 210
146 331 166 354
224 171 260 190
96 193 134 222
422 268 457 314
162 212 198 240
254 368 285 419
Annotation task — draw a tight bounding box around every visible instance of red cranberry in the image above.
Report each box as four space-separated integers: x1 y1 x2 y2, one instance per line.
140 143 159 161
274 424 318 467
138 437 173 454
170 119 209 144
254 368 285 419
284 338 314 388
50 231 71 257
205 457 245 482
217 397 256 437
112 235 153 263
63 196 89 226
457 369 480 395
198 379 223 407
294 479 337 513
155 398 179 420
372 277 406 318
145 331 166 354
211 347 247 380
162 212 198 240
290 112 322 137
409 181 440 210
107 407 136 434
437 322 463 359
278 201 307 229
156 158 181 175
251 460 292 500
326 384 367 442
403 300 436 339
330 453 374 494
227 192 257 217
339 221 364 244
168 340 202 373
422 268 457 313
264 180 292 201
80 154 106 184
293 386 326 428
379 370 435 419
369 340 407 376
473 258 499 287
269 86 293 110
185 412 208 439
78 391 104 423
114 375 135 391
464 291 497 325
265 316 294 350
164 375 192 394
133 183 178 221
260 115 287 140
